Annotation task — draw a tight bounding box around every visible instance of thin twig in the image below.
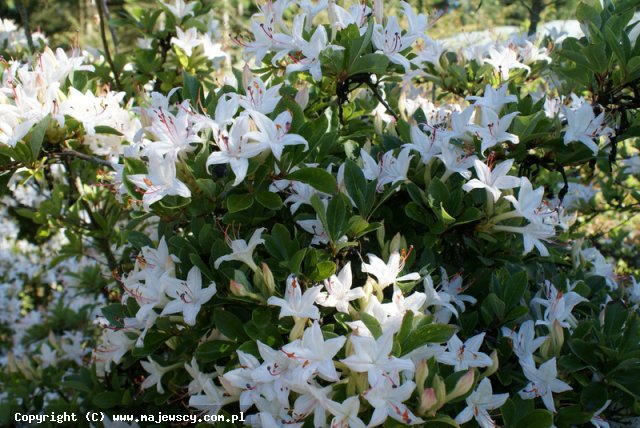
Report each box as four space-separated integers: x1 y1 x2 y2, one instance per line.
96 0 121 89
366 81 399 121
54 150 114 167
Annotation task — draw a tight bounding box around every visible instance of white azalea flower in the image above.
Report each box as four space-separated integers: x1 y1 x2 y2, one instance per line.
214 227 266 271
462 158 520 203
519 357 572 413
437 333 493 371
267 274 322 319
455 378 509 428
128 152 191 210
362 250 420 289
316 262 365 313
161 266 217 326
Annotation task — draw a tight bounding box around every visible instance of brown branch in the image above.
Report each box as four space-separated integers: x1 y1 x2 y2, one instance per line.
96 0 121 89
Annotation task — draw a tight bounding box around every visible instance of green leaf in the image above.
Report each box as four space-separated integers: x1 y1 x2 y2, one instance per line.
344 159 374 216
287 167 338 194
28 115 51 159
326 193 348 242
182 71 202 103
255 190 283 210
349 53 390 76
92 392 122 409
93 125 124 136
515 409 553 428
603 301 626 339
227 193 254 213
401 324 455 355
360 313 383 339
196 340 237 362
213 309 249 341
580 382 608 412
309 260 336 281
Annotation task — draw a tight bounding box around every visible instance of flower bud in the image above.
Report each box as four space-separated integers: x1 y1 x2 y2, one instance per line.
433 374 446 407
483 350 499 378
230 279 250 297
242 63 253 90
294 84 310 110
551 319 565 356
418 388 438 415
446 369 475 401
373 0 384 24
415 359 429 394
290 316 307 341
261 263 276 295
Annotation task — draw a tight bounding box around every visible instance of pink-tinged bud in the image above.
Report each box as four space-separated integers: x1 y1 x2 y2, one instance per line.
418 388 438 415
294 84 310 110
446 369 475 401
230 280 250 297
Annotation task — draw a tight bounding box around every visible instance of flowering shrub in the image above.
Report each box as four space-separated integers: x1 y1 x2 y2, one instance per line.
1 0 640 427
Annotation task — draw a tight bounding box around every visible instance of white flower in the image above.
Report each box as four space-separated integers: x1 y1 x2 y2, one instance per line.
267 274 322 319
128 152 191 210
372 16 416 71
237 77 282 115
519 357 572 413
484 46 530 80
246 110 308 161
436 142 478 181
503 177 548 223
364 379 424 426
214 227 266 271
140 357 180 394
362 250 420 289
501 320 547 366
462 159 520 203
161 266 217 326
161 0 196 19
404 124 443 165
563 103 614 156
437 333 493 371
341 330 415 385
170 27 202 56
467 84 518 113
532 280 587 330
469 108 520 154
325 396 367 428
281 321 346 382
296 217 330 245
316 262 365 313
494 222 556 256
286 24 328 81
455 378 509 428
205 115 268 186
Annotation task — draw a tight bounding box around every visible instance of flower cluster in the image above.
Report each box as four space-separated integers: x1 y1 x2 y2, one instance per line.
1 0 640 427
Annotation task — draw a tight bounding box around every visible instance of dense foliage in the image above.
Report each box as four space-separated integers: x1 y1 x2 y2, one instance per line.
1 0 640 427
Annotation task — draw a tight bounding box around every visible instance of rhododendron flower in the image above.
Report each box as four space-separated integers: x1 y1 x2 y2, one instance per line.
316 262 365 313
128 152 191 210
214 227 266 271
268 274 322 319
161 266 217 326
455 378 509 428
462 159 520 202
519 357 572 413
